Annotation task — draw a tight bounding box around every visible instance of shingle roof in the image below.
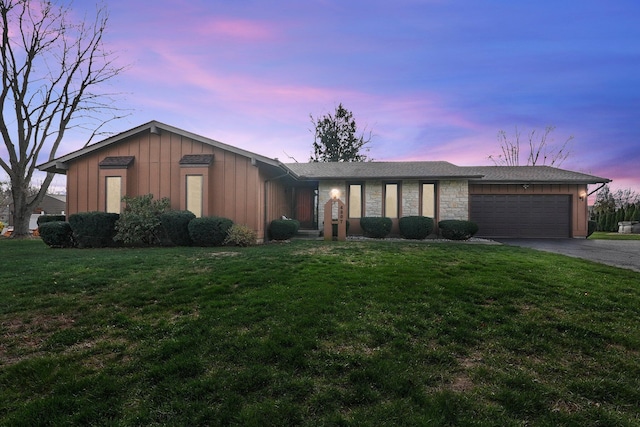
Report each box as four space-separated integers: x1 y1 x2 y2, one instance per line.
98 156 135 168
285 161 483 179
284 162 610 184
179 154 214 165
461 166 610 184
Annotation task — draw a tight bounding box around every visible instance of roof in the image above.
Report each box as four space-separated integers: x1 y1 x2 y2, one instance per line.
98 156 135 168
284 161 484 180
462 166 610 184
36 121 611 185
179 154 215 166
37 120 285 174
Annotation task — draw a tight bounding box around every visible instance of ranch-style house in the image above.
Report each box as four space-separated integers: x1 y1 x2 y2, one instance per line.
38 121 610 241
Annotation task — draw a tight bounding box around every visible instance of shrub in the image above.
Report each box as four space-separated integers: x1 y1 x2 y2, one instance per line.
188 216 233 246
587 220 597 238
37 215 66 226
360 217 392 238
269 219 300 240
225 224 257 247
115 194 171 246
438 219 479 240
39 221 75 248
399 216 434 240
68 212 120 248
160 210 196 246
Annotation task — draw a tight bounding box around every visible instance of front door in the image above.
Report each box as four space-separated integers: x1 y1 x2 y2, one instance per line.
295 187 317 229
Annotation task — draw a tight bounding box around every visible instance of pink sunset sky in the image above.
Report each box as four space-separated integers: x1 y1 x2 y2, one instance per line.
6 0 640 198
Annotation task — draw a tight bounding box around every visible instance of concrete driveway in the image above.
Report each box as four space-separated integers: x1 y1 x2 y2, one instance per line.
496 239 640 273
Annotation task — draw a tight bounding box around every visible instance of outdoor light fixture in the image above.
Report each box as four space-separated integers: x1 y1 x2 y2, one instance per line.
330 188 341 200
579 191 587 201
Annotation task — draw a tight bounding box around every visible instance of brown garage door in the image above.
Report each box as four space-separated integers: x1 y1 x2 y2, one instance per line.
470 195 571 238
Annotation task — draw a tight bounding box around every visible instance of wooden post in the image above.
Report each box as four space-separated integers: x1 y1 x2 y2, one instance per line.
323 198 347 241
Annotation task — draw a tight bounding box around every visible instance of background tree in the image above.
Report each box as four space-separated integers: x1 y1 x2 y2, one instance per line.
489 125 573 167
0 0 125 238
310 103 372 162
591 184 640 231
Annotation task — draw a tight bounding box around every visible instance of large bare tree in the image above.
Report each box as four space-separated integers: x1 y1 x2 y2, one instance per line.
0 0 125 237
488 125 573 167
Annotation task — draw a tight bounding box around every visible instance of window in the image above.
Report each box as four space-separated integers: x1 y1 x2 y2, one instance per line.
422 183 435 218
385 183 399 218
186 175 203 217
348 184 363 218
105 177 121 214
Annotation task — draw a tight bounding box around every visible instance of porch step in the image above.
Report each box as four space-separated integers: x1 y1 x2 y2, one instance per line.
295 229 321 239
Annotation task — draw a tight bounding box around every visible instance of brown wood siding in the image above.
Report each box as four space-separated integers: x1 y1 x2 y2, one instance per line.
469 183 589 237
64 129 271 238
263 176 292 239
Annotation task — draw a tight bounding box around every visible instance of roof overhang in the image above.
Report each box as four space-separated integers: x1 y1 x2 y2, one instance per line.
37 120 287 175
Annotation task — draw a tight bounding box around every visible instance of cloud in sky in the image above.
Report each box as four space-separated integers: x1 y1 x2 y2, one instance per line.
9 0 638 195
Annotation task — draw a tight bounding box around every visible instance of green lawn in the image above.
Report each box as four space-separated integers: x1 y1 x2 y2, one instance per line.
589 231 640 240
1 239 639 426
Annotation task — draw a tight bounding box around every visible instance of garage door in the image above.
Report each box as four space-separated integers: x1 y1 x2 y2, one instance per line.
470 195 571 238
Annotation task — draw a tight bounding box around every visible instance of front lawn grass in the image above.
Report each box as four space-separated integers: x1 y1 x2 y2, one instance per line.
1 239 639 426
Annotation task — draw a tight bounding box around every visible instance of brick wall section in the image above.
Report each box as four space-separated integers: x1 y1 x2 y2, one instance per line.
402 180 420 216
439 180 469 220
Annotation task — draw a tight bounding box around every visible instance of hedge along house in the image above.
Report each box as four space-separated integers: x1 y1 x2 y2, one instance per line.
39 120 611 241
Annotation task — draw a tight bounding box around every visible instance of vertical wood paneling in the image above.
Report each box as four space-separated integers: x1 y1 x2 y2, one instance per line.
76 160 89 212
63 128 286 241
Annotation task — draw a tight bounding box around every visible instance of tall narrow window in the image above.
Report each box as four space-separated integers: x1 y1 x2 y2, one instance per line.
422 183 435 218
385 183 399 218
105 176 122 214
348 184 362 218
186 175 203 217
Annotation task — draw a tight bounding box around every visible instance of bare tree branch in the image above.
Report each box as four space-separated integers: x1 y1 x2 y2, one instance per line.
489 125 573 167
0 0 128 237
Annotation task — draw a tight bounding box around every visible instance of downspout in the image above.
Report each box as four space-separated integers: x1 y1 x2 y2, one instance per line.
263 166 294 243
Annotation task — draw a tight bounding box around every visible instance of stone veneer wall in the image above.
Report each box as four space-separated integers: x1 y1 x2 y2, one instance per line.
318 181 346 225
402 180 420 217
364 181 382 216
317 179 469 229
439 180 469 220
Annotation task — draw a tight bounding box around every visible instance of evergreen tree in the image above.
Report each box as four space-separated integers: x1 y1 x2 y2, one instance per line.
310 104 372 162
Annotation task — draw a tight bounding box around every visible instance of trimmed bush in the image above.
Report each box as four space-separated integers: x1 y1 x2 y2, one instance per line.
587 220 597 238
37 215 66 226
160 210 196 246
115 195 171 246
39 221 74 248
269 219 300 240
69 212 120 248
188 216 233 246
399 216 434 240
438 219 479 240
360 217 392 238
225 224 257 247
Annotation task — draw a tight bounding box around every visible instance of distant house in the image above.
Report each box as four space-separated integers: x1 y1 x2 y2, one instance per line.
7 193 66 228
38 121 610 240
